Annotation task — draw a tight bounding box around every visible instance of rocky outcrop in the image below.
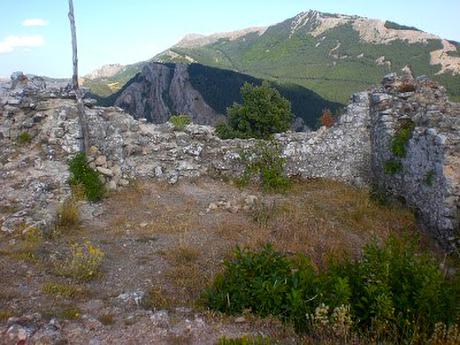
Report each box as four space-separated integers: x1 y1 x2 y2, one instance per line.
107 62 342 130
175 27 268 48
113 63 224 125
84 63 125 80
0 73 458 250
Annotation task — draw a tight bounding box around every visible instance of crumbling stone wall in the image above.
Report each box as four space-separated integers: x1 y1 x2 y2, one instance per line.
0 73 458 250
370 74 460 250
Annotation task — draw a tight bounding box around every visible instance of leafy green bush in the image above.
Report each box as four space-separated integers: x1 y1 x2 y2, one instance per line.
391 119 415 158
17 132 32 145
205 237 459 342
69 153 105 202
215 122 240 140
169 114 191 131
237 140 291 192
383 120 415 176
217 82 293 140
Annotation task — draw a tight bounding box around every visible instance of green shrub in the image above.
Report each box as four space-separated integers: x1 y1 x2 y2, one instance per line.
68 153 105 202
217 81 293 140
215 122 240 139
206 244 294 316
391 119 415 158
169 114 191 131
205 237 459 342
17 132 32 145
237 140 291 192
384 159 403 175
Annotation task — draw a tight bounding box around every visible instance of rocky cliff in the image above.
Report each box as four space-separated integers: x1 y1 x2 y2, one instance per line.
104 62 341 129
112 63 224 125
0 72 458 251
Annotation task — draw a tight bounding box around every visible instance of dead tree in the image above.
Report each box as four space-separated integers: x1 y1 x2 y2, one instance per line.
68 0 90 154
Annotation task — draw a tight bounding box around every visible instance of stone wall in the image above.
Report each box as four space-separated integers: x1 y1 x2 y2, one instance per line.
369 74 460 249
0 73 458 250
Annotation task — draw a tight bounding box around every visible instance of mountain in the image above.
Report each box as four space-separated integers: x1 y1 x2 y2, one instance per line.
82 62 146 97
84 10 460 103
97 62 341 129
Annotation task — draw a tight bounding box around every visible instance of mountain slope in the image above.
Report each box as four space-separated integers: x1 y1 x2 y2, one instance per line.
82 62 145 97
84 10 460 103
154 11 460 103
97 62 341 129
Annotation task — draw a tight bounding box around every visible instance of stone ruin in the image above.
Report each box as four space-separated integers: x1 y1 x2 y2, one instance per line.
0 72 458 251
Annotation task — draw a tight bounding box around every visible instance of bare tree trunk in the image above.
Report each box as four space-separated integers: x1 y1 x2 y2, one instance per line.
68 0 90 154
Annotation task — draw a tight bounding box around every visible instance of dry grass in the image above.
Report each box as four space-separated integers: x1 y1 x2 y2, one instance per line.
70 183 86 201
52 241 105 281
0 310 13 322
0 227 44 264
58 306 81 320
142 286 176 310
41 281 90 299
0 177 427 342
138 179 417 308
164 263 210 307
98 313 116 326
164 244 201 266
237 179 416 265
56 198 79 229
165 334 193 345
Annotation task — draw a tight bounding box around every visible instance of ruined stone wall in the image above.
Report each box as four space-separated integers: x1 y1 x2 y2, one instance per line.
0 74 458 250
369 74 460 249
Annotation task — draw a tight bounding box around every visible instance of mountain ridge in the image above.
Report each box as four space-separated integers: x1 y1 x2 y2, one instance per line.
83 10 460 102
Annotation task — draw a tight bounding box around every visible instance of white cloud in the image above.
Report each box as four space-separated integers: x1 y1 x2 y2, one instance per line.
22 18 48 27
0 35 45 54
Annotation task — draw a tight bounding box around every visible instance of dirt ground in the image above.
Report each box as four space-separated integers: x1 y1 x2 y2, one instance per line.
0 177 418 344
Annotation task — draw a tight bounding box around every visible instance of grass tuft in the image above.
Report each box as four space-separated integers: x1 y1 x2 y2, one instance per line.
17 132 32 145
169 114 192 131
41 282 88 299
53 240 104 281
56 198 79 229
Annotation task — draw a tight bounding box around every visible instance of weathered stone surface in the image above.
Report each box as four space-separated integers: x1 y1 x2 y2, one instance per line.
370 75 460 250
0 73 458 251
114 63 225 125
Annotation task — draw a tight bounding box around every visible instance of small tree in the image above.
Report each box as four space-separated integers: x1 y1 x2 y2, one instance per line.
217 81 293 139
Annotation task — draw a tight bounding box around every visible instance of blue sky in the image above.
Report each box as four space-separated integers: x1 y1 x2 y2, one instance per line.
0 0 459 78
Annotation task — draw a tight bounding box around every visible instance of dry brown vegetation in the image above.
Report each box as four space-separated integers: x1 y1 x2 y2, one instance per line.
97 178 416 309
55 197 80 229
0 177 423 343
